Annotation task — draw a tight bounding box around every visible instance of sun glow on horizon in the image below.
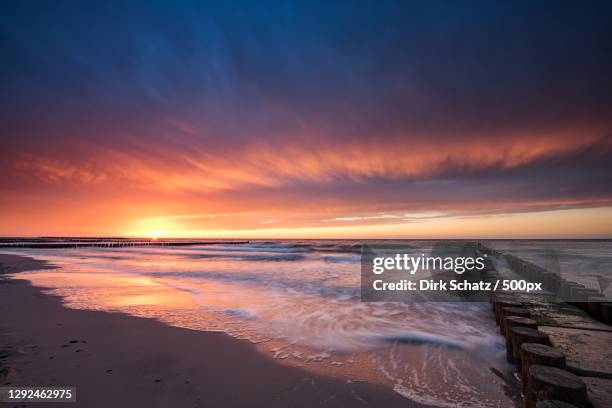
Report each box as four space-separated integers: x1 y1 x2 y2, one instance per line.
143 231 167 240
117 206 612 239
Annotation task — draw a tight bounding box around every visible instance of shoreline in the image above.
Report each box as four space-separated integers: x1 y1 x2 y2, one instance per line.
0 254 425 408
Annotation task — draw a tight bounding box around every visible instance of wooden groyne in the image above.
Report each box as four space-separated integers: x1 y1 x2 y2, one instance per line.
474 242 612 408
476 243 612 327
0 239 250 249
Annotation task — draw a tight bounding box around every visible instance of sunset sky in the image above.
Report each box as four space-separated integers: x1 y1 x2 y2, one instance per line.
1 1 612 238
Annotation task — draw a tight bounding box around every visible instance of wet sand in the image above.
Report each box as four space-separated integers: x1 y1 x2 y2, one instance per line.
0 254 426 408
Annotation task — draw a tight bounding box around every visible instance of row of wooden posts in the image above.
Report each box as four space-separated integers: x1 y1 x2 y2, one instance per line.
492 294 587 408
476 247 593 408
480 245 612 326
0 240 250 249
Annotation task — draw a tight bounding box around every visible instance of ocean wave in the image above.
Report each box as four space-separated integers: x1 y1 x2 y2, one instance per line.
190 253 306 262
148 270 359 299
375 331 468 349
322 255 360 264
199 244 314 253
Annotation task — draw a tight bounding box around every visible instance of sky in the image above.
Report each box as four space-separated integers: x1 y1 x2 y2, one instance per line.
1 0 612 238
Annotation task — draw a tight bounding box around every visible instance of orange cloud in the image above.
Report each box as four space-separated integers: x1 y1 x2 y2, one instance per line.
12 127 609 193
3 124 611 238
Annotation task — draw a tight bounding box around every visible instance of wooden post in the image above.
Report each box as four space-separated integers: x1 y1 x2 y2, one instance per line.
492 293 513 308
504 317 538 363
572 288 600 311
500 307 531 335
601 303 612 325
495 300 522 325
568 286 590 306
539 272 553 290
549 275 561 293
561 282 581 301
520 343 566 384
511 327 550 366
566 284 583 305
586 296 609 320
525 366 587 408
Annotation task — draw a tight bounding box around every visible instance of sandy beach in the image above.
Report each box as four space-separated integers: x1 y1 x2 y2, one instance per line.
0 254 425 408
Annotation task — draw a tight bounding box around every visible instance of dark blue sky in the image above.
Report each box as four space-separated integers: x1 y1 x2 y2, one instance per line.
3 1 611 140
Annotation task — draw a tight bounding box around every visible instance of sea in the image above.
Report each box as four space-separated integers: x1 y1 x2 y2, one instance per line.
2 239 611 407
